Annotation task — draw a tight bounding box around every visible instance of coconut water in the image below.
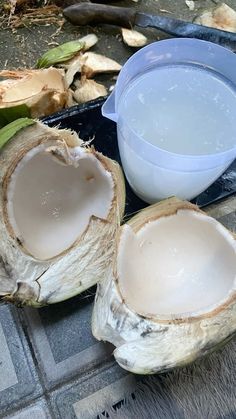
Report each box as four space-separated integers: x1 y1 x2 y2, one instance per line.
117 65 236 202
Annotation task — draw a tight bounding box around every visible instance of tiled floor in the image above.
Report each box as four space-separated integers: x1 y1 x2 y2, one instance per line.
1 198 236 418
0 294 137 418
23 297 113 389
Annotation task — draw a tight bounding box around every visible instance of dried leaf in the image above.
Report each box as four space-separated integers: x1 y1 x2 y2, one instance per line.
194 3 236 33
121 28 147 47
73 78 107 104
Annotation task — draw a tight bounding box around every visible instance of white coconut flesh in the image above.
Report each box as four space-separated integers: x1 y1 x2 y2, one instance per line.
117 210 236 318
6 144 114 260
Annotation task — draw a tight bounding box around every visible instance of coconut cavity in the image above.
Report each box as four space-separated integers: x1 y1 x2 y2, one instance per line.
6 144 114 260
117 210 236 318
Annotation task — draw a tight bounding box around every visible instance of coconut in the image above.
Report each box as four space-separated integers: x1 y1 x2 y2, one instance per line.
0 119 125 306
79 52 122 79
0 68 68 127
92 197 236 374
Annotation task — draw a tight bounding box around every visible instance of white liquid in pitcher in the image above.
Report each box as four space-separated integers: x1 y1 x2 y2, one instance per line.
119 65 236 155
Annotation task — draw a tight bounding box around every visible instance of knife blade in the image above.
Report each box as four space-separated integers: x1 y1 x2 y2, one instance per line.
63 3 236 50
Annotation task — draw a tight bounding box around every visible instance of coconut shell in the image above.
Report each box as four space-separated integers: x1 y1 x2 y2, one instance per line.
0 120 125 306
92 197 236 374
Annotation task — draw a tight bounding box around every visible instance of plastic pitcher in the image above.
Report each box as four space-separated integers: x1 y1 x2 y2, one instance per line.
102 38 236 203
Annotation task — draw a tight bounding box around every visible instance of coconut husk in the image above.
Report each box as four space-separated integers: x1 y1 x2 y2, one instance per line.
195 3 236 33
79 52 122 78
73 77 107 104
121 28 147 47
92 197 236 374
0 68 68 127
0 119 125 306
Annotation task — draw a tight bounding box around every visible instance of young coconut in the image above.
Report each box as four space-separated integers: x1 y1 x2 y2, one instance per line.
0 68 68 127
64 51 121 87
0 119 125 306
92 197 236 374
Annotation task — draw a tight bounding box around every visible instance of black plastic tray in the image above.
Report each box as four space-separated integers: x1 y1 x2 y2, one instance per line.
43 97 236 214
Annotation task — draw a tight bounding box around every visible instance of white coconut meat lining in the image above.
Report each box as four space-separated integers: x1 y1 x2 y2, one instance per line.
6 144 114 260
117 210 236 318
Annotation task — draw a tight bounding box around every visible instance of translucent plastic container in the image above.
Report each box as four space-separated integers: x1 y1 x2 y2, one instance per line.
102 38 236 203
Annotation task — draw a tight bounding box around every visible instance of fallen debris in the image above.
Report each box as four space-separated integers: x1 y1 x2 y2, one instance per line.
5 5 62 29
185 0 195 12
36 39 85 69
194 3 236 33
121 28 147 47
73 77 107 104
79 52 122 78
0 68 68 126
65 59 82 87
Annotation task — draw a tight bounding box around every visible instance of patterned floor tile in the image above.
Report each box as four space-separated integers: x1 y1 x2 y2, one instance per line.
219 211 236 233
0 303 42 416
50 364 137 419
5 398 51 419
23 295 113 389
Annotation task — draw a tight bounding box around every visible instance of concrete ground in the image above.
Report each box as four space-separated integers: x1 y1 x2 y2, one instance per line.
0 0 235 69
0 1 236 418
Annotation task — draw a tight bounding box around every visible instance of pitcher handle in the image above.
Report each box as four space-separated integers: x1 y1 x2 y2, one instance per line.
102 90 118 123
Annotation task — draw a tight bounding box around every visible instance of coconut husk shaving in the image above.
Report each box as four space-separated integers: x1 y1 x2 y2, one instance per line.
0 34 121 112
121 28 147 48
78 52 122 79
73 76 107 104
64 51 121 87
195 3 236 33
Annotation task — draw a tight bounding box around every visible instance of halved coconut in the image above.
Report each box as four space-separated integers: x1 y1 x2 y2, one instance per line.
0 119 125 306
92 197 236 374
0 68 68 127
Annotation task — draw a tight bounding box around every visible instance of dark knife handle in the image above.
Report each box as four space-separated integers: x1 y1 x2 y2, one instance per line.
63 4 136 28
